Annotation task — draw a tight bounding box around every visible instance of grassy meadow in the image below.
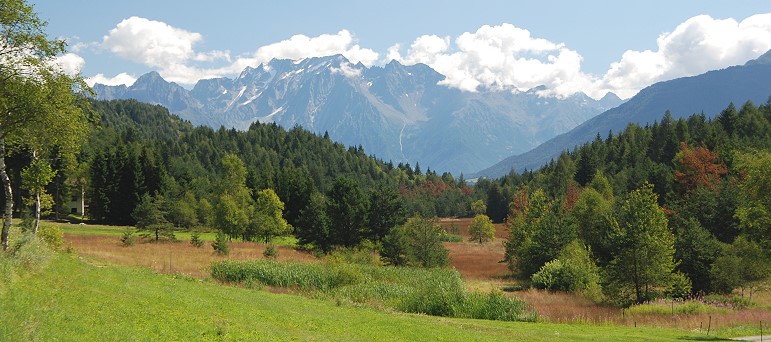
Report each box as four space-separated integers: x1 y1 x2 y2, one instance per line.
1 220 765 340
1 252 714 341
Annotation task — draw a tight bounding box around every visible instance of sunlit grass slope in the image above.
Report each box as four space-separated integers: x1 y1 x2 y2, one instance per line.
0 254 709 341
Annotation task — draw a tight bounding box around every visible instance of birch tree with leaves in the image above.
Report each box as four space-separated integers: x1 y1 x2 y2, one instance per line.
0 0 92 249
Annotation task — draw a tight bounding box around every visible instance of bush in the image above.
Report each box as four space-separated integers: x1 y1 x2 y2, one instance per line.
9 233 54 273
440 234 463 243
120 228 135 246
38 225 64 250
530 240 602 301
190 231 204 248
212 231 229 256
263 245 277 259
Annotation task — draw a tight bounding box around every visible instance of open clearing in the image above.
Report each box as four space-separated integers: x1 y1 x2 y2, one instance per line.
49 220 770 339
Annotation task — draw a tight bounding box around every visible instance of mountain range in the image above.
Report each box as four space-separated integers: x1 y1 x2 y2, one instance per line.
473 49 771 179
94 55 621 175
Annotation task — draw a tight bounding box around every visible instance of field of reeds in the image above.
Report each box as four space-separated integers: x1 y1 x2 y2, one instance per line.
210 258 535 321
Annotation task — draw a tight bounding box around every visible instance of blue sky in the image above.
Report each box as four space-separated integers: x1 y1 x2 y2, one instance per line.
36 1 771 99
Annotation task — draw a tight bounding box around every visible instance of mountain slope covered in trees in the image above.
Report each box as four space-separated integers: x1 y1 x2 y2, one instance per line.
94 55 621 174
475 49 771 178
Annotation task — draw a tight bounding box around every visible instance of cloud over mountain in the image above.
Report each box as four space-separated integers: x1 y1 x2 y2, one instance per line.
79 13 771 99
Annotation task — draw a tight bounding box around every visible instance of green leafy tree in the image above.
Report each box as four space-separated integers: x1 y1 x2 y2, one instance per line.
671 218 721 294
470 199 487 215
212 154 252 240
382 216 449 268
367 182 407 242
0 0 93 249
380 224 409 266
606 183 676 304
710 236 769 298
327 177 367 248
250 188 291 243
468 214 495 244
212 230 229 256
132 194 173 241
167 191 199 228
21 155 56 233
572 173 615 264
296 191 332 252
733 150 771 249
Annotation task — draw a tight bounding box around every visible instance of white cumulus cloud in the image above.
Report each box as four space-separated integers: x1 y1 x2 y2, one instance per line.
390 24 592 96
228 30 378 73
100 16 230 85
90 14 771 100
86 73 137 87
597 13 771 98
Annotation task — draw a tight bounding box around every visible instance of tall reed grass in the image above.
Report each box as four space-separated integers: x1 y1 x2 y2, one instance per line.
210 259 536 322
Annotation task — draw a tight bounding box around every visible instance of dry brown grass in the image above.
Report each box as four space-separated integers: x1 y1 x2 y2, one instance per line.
64 233 317 278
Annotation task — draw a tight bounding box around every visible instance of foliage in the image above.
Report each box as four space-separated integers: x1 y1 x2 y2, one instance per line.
326 177 368 248
263 244 278 259
605 183 676 304
213 154 252 240
468 214 495 244
0 0 93 250
710 236 769 296
189 231 204 248
531 240 603 301
37 225 63 250
666 272 692 300
367 182 407 241
733 149 771 249
132 194 174 241
120 228 135 247
250 188 291 243
21 156 56 232
673 142 727 193
670 217 721 294
211 230 229 256
505 189 577 277
295 191 332 252
400 216 449 268
471 199 487 215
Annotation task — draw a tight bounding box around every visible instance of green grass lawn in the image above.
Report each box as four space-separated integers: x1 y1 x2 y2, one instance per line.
0 253 721 341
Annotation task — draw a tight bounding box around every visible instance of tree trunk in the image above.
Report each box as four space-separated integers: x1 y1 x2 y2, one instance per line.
1 138 13 251
32 150 40 235
33 188 40 234
80 183 85 220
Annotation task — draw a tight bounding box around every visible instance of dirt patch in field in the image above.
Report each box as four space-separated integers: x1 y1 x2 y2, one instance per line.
445 241 508 279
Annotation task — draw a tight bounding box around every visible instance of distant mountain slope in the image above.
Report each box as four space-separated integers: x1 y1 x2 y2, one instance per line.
474 49 771 178
94 55 621 174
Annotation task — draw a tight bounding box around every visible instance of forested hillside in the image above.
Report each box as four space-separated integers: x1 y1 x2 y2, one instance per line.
0 99 474 246
4 95 769 304
475 99 771 303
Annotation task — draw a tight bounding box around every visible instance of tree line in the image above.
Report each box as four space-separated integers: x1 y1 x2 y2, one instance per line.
487 100 771 304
